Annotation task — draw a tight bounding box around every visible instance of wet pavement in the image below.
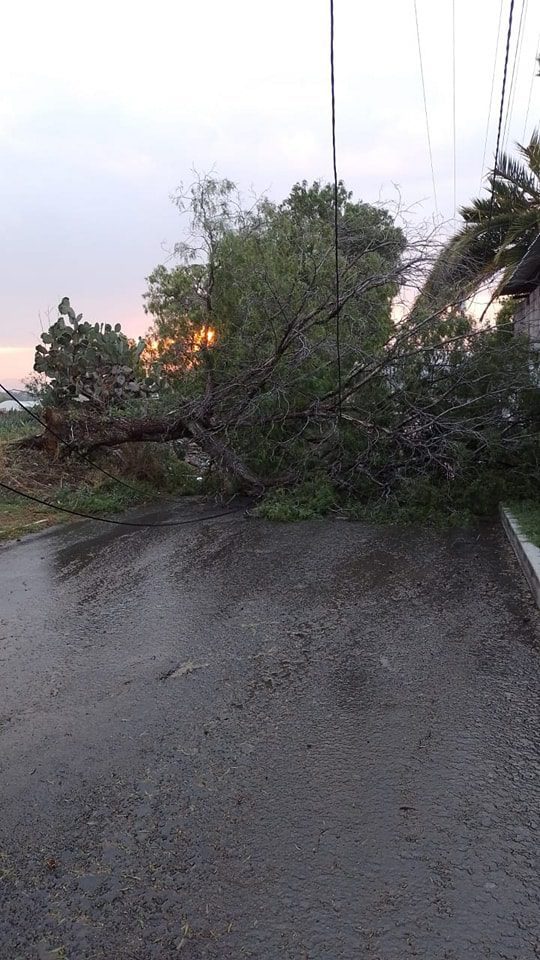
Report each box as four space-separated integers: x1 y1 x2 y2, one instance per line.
1 507 539 959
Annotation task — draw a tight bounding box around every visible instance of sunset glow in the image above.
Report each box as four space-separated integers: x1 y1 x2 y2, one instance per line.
141 326 217 372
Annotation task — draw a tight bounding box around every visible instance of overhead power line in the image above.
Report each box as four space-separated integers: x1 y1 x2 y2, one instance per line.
488 0 516 224
329 0 343 420
479 0 505 192
452 0 457 219
501 0 529 153
413 0 439 218
522 31 540 141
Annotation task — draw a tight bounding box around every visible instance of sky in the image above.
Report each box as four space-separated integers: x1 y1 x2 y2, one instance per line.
1 0 539 386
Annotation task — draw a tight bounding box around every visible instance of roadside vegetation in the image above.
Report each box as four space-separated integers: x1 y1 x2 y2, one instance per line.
0 411 201 540
507 502 540 549
415 130 540 315
2 140 540 536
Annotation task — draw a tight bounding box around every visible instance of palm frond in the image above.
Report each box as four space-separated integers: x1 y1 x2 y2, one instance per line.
517 128 540 179
413 128 540 318
491 151 539 196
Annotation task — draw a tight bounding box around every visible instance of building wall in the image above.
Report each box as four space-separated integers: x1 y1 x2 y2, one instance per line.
514 286 540 347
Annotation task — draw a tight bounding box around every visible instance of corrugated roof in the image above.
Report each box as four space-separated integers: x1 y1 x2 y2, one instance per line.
501 233 540 296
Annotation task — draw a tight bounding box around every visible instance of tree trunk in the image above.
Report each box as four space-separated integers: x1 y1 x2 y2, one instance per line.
20 409 265 491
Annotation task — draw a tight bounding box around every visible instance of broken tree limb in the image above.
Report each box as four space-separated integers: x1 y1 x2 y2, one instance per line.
18 407 265 492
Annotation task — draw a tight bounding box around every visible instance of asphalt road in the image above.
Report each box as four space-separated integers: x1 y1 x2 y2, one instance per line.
1 507 539 960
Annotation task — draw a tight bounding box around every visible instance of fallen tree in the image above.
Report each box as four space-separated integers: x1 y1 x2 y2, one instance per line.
21 407 265 491
28 176 540 517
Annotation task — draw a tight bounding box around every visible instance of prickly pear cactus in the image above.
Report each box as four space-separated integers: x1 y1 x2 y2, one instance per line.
34 298 153 408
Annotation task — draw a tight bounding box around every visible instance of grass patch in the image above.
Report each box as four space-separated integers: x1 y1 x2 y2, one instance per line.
57 479 149 516
0 482 146 541
0 477 166 541
0 496 57 540
0 429 201 542
506 501 540 548
0 410 40 442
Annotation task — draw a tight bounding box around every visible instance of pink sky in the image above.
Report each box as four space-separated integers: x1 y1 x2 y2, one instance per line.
0 348 35 389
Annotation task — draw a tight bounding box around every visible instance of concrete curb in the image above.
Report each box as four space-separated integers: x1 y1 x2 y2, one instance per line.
500 505 540 609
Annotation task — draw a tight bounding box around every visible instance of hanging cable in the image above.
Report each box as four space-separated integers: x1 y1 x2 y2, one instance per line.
0 379 201 506
0 478 247 529
413 0 439 218
0 382 255 527
488 0 516 224
452 0 457 219
501 0 529 153
329 0 342 421
522 31 540 141
479 0 505 192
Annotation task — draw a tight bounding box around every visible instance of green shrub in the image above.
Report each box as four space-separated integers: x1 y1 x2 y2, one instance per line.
256 478 338 521
506 501 540 548
57 480 148 516
0 410 40 441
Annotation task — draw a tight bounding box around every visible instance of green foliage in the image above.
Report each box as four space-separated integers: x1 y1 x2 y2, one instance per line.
507 501 540 548
142 176 410 506
143 177 405 398
495 297 517 335
417 128 540 312
257 314 540 522
164 457 201 495
57 479 148 516
344 484 475 528
256 479 338 521
346 457 539 526
0 410 40 441
140 175 540 524
34 298 151 409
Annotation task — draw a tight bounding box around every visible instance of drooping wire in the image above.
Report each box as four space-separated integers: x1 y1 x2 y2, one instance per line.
488 0 516 225
329 0 342 420
0 380 253 527
0 478 246 529
413 0 439 218
501 0 529 153
522 31 540 141
452 0 457 219
479 0 505 192
0 379 195 506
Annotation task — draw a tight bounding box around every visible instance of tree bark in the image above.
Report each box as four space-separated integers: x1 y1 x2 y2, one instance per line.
19 409 264 491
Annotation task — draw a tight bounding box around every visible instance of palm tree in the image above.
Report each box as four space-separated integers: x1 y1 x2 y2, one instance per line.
418 129 540 313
